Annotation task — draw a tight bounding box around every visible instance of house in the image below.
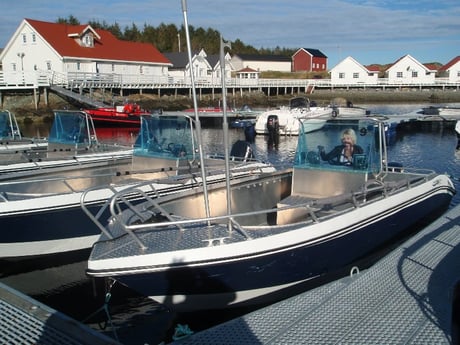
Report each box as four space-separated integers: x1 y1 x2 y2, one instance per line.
438 56 460 83
0 18 171 83
292 48 327 72
230 54 291 73
235 67 259 81
164 49 232 84
329 56 379 85
385 54 437 85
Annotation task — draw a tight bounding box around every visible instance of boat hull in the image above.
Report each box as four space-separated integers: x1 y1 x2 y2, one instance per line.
88 175 454 312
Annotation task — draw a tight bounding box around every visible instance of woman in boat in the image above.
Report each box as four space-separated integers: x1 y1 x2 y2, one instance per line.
319 128 363 166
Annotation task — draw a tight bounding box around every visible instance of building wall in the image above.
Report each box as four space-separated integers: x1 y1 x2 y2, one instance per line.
330 56 378 85
293 51 311 72
386 55 435 84
312 57 327 72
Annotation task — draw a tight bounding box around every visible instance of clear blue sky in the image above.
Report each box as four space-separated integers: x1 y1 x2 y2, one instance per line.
2 0 459 67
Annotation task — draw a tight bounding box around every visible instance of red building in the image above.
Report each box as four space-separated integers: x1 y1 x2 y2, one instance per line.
292 48 327 72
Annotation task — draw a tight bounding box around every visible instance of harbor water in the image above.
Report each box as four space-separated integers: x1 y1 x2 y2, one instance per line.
1 102 460 344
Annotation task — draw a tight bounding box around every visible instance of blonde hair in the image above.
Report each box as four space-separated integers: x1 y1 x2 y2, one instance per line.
341 128 357 144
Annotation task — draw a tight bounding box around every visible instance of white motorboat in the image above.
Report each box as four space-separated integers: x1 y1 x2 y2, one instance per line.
86 115 455 312
254 97 333 136
0 112 273 269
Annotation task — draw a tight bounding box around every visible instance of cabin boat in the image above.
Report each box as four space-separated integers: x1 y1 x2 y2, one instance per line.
84 103 151 126
0 110 47 160
86 115 455 312
0 113 274 271
254 97 333 135
420 106 460 118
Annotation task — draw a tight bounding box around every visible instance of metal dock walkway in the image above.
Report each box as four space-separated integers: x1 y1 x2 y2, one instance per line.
172 203 460 344
0 281 121 345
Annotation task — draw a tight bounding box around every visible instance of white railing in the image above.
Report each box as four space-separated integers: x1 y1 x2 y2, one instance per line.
1 70 460 91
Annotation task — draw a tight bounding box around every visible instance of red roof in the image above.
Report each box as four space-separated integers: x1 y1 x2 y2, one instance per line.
365 65 381 72
439 56 460 71
25 18 171 65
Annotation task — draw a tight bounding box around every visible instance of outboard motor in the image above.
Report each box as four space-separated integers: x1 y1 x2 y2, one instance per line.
230 140 254 161
267 115 279 147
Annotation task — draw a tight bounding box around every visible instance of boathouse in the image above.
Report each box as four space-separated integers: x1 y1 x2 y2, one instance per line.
291 48 328 72
329 56 379 86
0 19 172 85
439 56 460 84
385 54 437 85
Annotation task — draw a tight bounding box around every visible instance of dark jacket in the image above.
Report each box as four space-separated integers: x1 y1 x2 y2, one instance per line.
320 145 363 165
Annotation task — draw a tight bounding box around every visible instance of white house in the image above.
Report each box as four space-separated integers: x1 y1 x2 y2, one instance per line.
329 56 379 85
438 56 460 83
0 18 172 84
164 49 232 84
385 54 437 85
230 54 291 72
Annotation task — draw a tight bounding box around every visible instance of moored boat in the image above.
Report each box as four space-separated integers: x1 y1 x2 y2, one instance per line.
0 110 48 159
86 115 455 312
0 112 273 272
420 105 460 118
84 103 151 126
254 97 333 135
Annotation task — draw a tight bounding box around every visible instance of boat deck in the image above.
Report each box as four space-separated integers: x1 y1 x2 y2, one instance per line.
0 282 121 345
171 203 460 344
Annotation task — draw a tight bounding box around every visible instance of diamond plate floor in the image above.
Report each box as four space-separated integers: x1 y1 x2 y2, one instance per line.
172 204 460 344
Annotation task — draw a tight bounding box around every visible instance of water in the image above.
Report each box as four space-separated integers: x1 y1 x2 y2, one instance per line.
2 103 460 344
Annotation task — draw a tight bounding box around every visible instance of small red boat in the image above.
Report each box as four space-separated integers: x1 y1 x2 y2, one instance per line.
84 103 151 126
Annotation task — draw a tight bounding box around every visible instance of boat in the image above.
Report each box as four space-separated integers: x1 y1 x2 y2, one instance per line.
0 110 48 159
84 103 152 126
0 110 133 181
86 114 455 312
328 98 371 117
420 106 460 118
0 111 274 269
456 120 460 150
254 97 333 135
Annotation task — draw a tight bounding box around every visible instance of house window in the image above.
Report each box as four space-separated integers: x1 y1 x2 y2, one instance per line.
83 34 94 47
31 33 36 43
46 61 52 70
412 71 418 78
139 65 143 74
22 34 27 43
11 63 17 71
396 72 403 78
457 71 460 77
353 73 359 78
77 62 81 71
111 64 115 72
339 72 345 79
322 64 325 69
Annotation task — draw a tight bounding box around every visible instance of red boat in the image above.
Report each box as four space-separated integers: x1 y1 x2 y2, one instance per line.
84 103 151 126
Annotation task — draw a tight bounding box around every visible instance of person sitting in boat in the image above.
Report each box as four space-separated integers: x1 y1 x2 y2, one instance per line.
318 128 363 166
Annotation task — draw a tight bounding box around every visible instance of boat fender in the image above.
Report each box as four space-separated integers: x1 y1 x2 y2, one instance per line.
332 109 338 118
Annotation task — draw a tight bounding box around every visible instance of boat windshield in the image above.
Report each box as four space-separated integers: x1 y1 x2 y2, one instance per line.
0 110 20 139
134 115 197 160
48 111 93 145
295 118 382 174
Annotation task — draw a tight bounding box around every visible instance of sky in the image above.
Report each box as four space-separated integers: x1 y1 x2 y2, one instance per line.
1 0 459 67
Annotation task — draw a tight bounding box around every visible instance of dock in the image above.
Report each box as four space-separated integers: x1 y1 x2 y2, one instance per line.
0 281 121 345
170 203 460 344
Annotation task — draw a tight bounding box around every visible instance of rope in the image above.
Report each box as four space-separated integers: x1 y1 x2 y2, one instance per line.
172 323 194 340
82 280 119 341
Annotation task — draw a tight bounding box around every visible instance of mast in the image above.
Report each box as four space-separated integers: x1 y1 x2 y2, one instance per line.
181 0 211 221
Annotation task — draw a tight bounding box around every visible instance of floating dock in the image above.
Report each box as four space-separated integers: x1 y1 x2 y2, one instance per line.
0 281 121 345
171 203 460 344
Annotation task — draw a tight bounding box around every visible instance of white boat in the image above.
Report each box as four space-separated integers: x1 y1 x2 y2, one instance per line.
0 110 133 182
456 120 460 151
0 112 273 269
0 110 47 159
420 106 460 118
254 97 333 135
86 115 455 312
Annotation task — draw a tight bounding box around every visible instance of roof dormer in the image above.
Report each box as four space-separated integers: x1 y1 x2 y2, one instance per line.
67 25 101 48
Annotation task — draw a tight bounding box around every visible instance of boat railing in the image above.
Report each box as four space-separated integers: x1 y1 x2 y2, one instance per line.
94 170 431 250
